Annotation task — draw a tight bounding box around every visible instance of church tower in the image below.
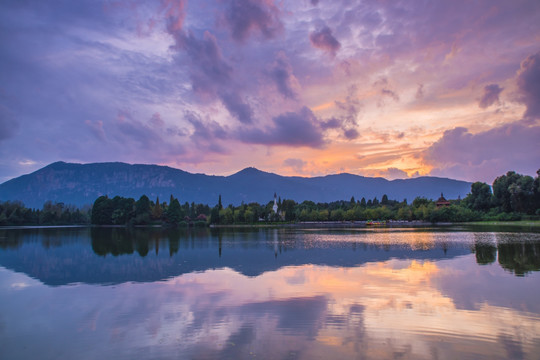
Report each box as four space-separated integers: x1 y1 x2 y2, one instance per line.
273 192 278 213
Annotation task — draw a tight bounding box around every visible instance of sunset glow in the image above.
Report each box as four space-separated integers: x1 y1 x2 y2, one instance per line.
1 0 539 182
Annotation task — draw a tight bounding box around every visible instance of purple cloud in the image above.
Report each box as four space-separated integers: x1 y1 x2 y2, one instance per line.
343 128 359 140
170 30 232 93
323 85 362 139
381 89 399 102
150 113 165 128
162 0 187 31
219 92 254 125
309 26 341 56
335 87 361 126
0 104 18 141
415 84 424 100
517 52 540 118
320 117 341 130
373 78 399 106
169 30 254 124
267 51 299 99
115 110 163 150
221 0 283 42
185 112 228 153
423 121 540 182
84 120 106 141
239 107 324 148
381 167 408 180
478 84 503 109
283 158 307 172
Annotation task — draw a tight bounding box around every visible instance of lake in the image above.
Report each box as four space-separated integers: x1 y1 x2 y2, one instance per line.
0 226 539 360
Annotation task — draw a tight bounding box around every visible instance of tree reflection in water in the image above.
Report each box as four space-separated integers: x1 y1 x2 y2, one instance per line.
497 242 540 276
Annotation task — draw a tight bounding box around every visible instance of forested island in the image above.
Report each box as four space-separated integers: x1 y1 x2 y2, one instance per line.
0 170 538 227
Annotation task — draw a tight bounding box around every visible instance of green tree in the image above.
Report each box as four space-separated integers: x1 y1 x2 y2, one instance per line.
508 175 535 213
166 198 182 224
220 208 233 224
330 208 345 221
151 197 163 220
281 199 297 221
135 195 151 216
493 171 521 212
465 182 493 211
91 196 114 225
534 169 540 214
210 206 220 224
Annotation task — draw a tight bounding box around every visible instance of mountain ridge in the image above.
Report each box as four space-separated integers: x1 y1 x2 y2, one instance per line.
0 161 472 208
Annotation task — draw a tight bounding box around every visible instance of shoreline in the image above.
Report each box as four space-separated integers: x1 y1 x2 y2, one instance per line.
1 220 539 230
209 220 439 229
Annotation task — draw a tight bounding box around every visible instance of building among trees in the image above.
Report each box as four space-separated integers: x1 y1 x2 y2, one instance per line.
436 193 451 208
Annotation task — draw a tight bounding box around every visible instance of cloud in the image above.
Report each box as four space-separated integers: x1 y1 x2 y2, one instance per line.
170 30 232 93
149 113 165 127
115 110 161 150
320 85 361 139
219 92 254 125
344 128 359 140
221 0 283 42
320 117 342 130
168 30 254 124
109 109 187 160
422 120 540 182
283 158 307 172
335 86 361 126
516 51 540 118
380 167 408 180
185 111 228 154
161 0 187 31
0 104 18 141
84 120 106 141
360 167 409 180
309 26 341 56
311 0 320 6
381 89 399 102
373 78 399 106
239 107 324 148
267 51 300 99
415 84 424 100
478 84 503 109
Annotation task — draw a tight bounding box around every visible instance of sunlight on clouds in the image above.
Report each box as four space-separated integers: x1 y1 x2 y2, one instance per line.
2 0 539 182
18 160 37 166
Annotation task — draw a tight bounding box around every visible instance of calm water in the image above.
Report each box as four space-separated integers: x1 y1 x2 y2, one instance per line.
1 226 540 360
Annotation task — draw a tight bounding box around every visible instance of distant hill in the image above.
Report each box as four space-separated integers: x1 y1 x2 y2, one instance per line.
0 161 472 208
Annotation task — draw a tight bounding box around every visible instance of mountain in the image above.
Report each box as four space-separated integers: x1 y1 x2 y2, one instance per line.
0 161 472 208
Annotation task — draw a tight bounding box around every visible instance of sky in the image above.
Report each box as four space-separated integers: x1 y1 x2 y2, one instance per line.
0 0 539 184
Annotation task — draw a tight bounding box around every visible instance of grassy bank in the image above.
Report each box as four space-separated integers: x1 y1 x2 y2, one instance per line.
466 220 540 227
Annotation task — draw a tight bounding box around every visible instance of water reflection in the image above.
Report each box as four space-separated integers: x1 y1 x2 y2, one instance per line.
498 241 540 276
1 227 540 286
0 227 540 359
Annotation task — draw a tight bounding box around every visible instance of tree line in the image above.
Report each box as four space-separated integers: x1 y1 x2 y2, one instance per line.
0 200 90 226
0 169 538 227
209 170 539 225
90 194 211 226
